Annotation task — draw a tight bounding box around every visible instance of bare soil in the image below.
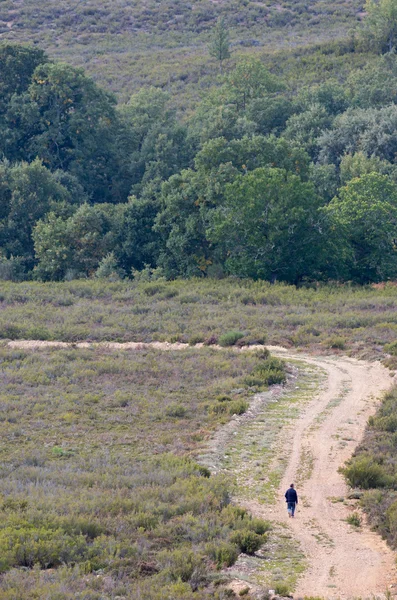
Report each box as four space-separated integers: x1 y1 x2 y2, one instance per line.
243 348 397 599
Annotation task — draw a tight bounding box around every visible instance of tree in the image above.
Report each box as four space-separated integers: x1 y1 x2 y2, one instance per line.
33 203 122 280
284 104 333 160
0 44 46 115
318 105 397 164
363 0 397 52
325 173 397 282
348 54 397 107
1 159 73 270
5 62 125 202
225 58 282 111
209 17 231 74
339 152 393 185
118 87 193 194
208 168 324 283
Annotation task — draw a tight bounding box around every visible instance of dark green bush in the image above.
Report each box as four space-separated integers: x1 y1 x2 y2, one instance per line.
206 541 239 568
248 356 287 386
166 403 187 418
228 399 249 415
343 456 391 489
216 395 232 402
385 341 397 355
326 336 346 349
247 518 271 535
219 331 245 347
188 334 205 345
230 530 264 555
373 415 397 433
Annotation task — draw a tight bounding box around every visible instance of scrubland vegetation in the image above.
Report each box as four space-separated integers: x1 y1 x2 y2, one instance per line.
0 345 280 598
343 386 397 548
3 0 397 595
1 279 397 361
0 0 362 100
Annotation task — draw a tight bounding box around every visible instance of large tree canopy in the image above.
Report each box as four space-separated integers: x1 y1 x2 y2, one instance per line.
326 173 397 282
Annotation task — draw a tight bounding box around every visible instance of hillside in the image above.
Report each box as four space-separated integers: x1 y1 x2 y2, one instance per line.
0 0 363 101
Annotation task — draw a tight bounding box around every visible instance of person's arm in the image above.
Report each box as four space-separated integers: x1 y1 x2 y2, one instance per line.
296 492 298 504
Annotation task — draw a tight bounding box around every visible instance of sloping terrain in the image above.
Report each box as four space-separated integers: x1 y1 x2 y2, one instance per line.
0 0 363 99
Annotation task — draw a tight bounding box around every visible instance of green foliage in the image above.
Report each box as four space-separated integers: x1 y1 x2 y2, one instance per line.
228 399 249 415
251 357 287 386
343 456 391 489
346 512 362 527
384 341 397 355
208 17 231 73
230 529 264 554
363 0 397 52
325 173 397 282
209 167 325 283
219 331 245 347
0 346 273 597
225 57 282 110
273 582 291 596
166 403 188 418
325 336 346 350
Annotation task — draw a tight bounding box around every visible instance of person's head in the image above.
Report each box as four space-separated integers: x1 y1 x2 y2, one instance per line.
290 483 294 488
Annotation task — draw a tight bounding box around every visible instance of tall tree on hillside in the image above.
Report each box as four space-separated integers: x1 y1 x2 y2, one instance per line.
363 0 397 52
209 17 231 73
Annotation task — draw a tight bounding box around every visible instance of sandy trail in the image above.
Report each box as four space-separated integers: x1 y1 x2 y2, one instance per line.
246 348 397 599
6 340 397 597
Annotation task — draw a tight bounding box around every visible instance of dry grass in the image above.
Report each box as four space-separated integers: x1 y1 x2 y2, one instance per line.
1 279 397 361
0 344 275 598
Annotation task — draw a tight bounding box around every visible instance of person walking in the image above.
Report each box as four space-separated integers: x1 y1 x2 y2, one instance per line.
285 483 298 518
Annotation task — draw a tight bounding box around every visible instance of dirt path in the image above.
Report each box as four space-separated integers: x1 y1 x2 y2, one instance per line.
243 348 397 599
6 340 397 598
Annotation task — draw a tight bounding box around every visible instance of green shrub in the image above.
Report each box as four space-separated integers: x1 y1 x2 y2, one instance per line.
326 336 346 350
229 400 249 415
206 541 239 568
254 347 270 360
165 403 187 418
144 284 165 296
247 518 271 535
158 548 205 583
219 331 245 347
216 395 232 402
230 530 263 554
346 512 361 527
373 415 397 432
385 341 397 355
343 456 391 489
249 357 287 386
273 582 290 596
210 402 228 415
188 334 205 345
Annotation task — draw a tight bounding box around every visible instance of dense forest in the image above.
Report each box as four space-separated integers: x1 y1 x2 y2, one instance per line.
2 0 397 284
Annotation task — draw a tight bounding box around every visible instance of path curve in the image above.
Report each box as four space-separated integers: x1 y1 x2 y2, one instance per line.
6 340 397 598
245 348 397 599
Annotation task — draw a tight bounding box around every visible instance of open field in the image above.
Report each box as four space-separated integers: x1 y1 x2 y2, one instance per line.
1 280 397 362
0 344 280 598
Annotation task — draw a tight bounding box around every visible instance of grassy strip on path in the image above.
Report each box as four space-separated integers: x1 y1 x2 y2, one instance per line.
199 358 325 592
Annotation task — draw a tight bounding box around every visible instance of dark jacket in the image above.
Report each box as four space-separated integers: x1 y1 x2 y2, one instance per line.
285 487 298 503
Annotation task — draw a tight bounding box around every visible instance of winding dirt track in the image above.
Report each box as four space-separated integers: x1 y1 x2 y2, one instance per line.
262 348 397 599
6 340 397 598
